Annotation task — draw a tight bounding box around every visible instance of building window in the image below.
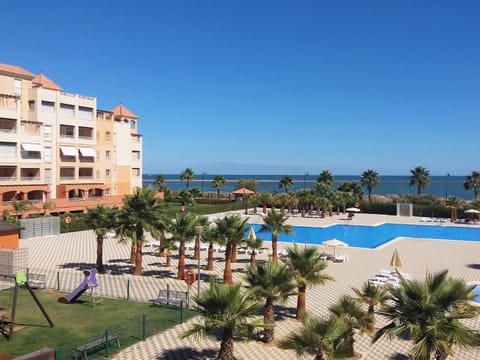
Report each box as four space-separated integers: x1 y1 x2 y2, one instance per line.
14 79 21 95
105 131 111 140
28 100 35 111
105 150 111 159
45 168 52 184
132 151 140 160
106 188 110 196
44 147 52 162
106 169 110 177
44 125 52 141
41 101 55 112
133 168 140 177
60 103 75 117
130 120 136 129
78 106 93 120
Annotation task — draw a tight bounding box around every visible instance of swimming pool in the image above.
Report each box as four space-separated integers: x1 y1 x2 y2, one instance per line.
249 223 480 249
474 285 480 303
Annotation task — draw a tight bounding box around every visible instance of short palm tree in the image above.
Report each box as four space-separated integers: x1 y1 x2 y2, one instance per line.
329 296 369 358
445 196 464 222
279 174 294 193
12 199 34 219
373 270 479 360
257 191 272 214
42 200 56 216
245 260 296 343
464 171 480 200
153 173 167 192
180 167 195 190
361 169 380 202
285 244 334 319
161 235 177 268
409 166 430 195
317 170 335 187
181 279 263 360
211 175 227 196
84 205 118 273
279 314 350 360
259 209 293 263
244 232 264 267
351 281 390 332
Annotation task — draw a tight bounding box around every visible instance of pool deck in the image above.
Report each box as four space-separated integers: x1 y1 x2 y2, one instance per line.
18 211 480 359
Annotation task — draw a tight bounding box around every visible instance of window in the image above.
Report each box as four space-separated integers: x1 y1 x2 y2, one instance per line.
78 106 93 120
14 79 21 95
106 188 110 196
45 168 52 184
0 142 17 158
28 100 35 111
132 151 140 160
105 150 111 159
105 131 111 140
44 125 51 141
106 169 111 177
60 103 75 117
133 168 140 177
44 147 52 162
130 120 136 129
41 101 55 112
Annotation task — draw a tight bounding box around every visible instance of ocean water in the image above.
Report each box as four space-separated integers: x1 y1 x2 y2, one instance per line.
143 174 473 200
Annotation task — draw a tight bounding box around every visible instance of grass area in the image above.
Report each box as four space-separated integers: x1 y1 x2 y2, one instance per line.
0 287 197 359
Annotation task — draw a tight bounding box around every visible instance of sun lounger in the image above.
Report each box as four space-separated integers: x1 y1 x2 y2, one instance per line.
333 254 348 263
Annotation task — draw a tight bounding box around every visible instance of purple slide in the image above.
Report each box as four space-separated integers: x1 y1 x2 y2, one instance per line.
58 268 98 304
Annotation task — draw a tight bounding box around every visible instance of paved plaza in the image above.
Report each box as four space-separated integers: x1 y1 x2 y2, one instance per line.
19 211 480 359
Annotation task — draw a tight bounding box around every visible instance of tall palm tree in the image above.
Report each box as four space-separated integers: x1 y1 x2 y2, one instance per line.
166 211 198 280
445 196 464 222
193 216 208 261
84 205 118 273
259 209 293 263
211 175 227 196
180 168 195 190
279 315 350 360
285 244 334 319
351 281 390 332
214 214 249 283
464 171 480 200
361 169 380 202
373 270 479 360
279 174 294 193
117 187 162 275
317 170 335 187
181 279 264 360
329 296 369 358
409 166 430 196
245 260 296 343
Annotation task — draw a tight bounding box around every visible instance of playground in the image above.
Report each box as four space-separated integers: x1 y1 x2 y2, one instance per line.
0 286 196 359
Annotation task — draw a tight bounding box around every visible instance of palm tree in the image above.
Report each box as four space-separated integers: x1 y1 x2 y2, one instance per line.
337 182 363 203
279 315 350 360
180 168 195 190
257 191 272 214
166 211 198 280
445 196 464 222
351 281 390 332
12 198 34 219
285 244 334 319
245 260 296 343
317 170 335 187
329 296 369 358
84 205 118 273
361 169 380 202
153 174 167 192
409 166 430 196
279 174 294 193
373 270 479 360
259 209 293 263
244 232 264 267
464 171 480 200
181 279 263 360
161 235 177 268
211 175 227 196
200 227 218 271
214 214 249 283
193 216 208 261
42 200 56 216
117 187 162 275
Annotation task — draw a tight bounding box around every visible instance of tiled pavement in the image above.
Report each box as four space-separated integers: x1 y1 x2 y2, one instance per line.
19 212 480 359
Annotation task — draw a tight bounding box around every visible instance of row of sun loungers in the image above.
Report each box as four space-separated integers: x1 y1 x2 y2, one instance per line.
369 270 411 287
419 217 449 223
320 254 349 263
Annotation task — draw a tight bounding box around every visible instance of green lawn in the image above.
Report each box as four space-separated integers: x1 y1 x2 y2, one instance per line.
0 287 197 359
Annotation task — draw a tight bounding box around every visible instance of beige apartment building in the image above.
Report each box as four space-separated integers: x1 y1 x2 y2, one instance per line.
0 63 142 214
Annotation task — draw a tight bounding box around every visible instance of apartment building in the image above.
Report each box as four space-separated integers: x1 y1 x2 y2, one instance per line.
0 63 142 214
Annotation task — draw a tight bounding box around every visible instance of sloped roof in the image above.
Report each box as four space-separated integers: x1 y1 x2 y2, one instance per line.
0 63 35 79
32 72 63 91
111 103 138 119
232 188 256 195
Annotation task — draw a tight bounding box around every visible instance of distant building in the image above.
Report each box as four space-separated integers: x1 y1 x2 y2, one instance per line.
0 63 142 214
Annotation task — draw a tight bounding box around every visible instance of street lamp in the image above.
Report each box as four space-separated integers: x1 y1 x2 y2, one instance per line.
201 172 206 193
194 225 204 298
445 173 450 201
304 171 309 189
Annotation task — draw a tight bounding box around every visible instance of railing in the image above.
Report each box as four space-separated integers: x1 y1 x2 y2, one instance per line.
60 176 75 180
78 176 93 180
0 176 16 181
59 134 75 139
20 176 40 181
78 135 93 140
68 197 84 201
0 128 16 133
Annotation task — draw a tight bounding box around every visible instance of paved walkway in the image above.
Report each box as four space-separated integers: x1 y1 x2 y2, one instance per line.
20 211 480 359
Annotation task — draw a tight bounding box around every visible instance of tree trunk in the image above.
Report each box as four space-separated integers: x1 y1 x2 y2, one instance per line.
231 244 238 263
263 204 267 214
314 354 325 360
166 252 172 268
208 243 214 271
193 236 200 260
263 297 275 343
250 251 256 267
159 235 165 257
346 329 355 357
217 330 235 360
223 243 233 284
272 235 278 264
134 243 143 275
367 305 375 332
96 235 104 273
336 206 340 215
177 241 186 280
296 284 307 319
130 242 136 264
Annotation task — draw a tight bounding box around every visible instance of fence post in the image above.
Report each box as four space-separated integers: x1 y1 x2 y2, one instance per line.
180 300 183 324
126 280 130 300
142 314 146 340
57 271 60 291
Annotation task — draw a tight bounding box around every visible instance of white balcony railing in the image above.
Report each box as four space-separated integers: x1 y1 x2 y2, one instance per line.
20 176 40 181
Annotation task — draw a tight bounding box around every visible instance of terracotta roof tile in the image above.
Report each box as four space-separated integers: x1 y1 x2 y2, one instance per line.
32 72 63 91
111 103 138 119
0 63 35 79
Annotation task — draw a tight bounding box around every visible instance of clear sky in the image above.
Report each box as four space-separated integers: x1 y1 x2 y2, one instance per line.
3 1 480 176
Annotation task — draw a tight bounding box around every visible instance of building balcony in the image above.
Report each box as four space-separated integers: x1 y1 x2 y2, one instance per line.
20 176 41 182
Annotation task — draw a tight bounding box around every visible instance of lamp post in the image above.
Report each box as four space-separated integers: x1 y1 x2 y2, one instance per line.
304 171 308 189
201 172 206 194
445 173 450 201
194 225 203 298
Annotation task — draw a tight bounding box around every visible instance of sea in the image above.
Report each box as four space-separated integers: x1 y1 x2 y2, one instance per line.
142 174 474 200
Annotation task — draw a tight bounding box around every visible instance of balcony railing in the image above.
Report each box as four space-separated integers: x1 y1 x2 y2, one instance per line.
78 135 93 140
59 134 75 139
60 176 75 180
78 176 93 180
0 176 16 181
20 176 40 181
0 128 16 133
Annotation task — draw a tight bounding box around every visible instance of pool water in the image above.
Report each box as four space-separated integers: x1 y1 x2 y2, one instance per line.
249 223 480 249
474 286 480 303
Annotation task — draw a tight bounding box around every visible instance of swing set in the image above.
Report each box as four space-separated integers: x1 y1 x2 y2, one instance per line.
0 271 54 342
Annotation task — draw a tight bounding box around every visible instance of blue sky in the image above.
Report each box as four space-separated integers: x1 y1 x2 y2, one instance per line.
3 1 480 176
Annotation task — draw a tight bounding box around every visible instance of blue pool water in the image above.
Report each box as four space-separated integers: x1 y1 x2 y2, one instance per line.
249 223 480 249
474 286 480 303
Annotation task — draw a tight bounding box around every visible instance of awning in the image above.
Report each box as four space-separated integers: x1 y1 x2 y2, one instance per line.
60 146 76 156
79 147 95 157
21 143 42 152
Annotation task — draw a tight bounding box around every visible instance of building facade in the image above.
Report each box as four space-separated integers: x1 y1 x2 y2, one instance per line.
0 63 142 214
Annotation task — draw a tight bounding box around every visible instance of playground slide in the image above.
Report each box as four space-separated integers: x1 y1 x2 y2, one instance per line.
58 268 98 304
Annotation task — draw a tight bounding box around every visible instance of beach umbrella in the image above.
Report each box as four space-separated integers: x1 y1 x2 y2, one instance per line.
248 226 256 240
390 248 403 269
464 209 480 214
346 207 360 213
322 238 348 257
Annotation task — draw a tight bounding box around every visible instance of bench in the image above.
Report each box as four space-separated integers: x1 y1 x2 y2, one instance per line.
27 273 46 289
150 289 188 308
74 329 120 360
